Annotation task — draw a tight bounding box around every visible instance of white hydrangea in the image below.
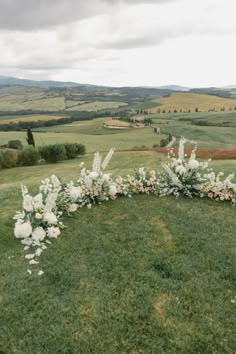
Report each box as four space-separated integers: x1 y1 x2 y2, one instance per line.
109 184 117 196
43 212 58 225
89 171 99 180
14 221 32 239
188 159 200 169
68 185 82 201
102 173 110 183
68 203 78 212
47 226 61 238
32 227 46 242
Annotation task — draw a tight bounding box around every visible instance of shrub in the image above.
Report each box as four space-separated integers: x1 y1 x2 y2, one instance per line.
64 143 78 160
1 149 19 168
0 152 3 169
160 139 169 147
19 146 40 166
7 140 23 150
39 144 67 163
75 143 86 155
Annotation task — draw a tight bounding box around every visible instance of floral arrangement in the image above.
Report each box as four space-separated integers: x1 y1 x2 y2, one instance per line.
159 138 212 198
13 140 236 275
200 172 236 206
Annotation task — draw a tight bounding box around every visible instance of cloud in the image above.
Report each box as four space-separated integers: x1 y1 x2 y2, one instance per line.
0 0 177 31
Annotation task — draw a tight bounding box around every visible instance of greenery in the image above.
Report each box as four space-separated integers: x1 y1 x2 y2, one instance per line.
18 146 40 166
39 144 67 163
7 139 23 150
0 149 18 168
0 188 235 353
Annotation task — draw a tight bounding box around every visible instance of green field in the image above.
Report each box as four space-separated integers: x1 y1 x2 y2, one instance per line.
0 171 235 352
0 86 236 353
151 111 236 149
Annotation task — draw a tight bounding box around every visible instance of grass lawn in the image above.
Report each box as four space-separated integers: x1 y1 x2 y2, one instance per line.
0 190 235 353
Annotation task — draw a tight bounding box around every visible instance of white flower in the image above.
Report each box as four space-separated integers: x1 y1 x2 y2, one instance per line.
68 203 78 212
33 193 44 209
109 184 117 196
21 238 33 246
176 165 186 175
138 167 146 178
23 195 33 212
51 175 61 188
35 212 43 220
43 212 58 225
27 269 32 275
89 171 99 180
188 160 199 169
32 227 46 242
25 254 35 260
102 173 110 183
38 270 44 276
29 259 39 265
68 185 82 201
14 221 32 239
36 247 43 257
47 226 61 238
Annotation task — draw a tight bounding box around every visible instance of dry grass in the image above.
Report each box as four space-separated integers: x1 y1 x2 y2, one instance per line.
65 100 128 111
150 92 236 112
0 114 66 124
104 119 130 127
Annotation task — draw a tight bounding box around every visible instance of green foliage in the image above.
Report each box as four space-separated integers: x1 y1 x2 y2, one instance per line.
7 139 23 150
1 149 19 168
75 143 86 155
19 146 40 166
160 138 169 147
39 144 67 163
64 143 78 159
26 128 35 147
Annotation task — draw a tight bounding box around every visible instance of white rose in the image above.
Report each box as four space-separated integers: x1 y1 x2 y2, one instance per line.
14 221 32 239
188 160 200 169
47 226 61 238
102 174 110 183
32 227 46 242
23 195 33 212
89 172 99 180
43 212 58 225
68 203 78 212
35 212 43 219
109 184 117 196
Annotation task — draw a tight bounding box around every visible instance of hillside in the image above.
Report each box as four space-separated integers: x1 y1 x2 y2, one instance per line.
150 92 236 112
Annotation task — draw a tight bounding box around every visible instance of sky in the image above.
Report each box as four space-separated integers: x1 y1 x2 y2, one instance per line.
0 0 236 87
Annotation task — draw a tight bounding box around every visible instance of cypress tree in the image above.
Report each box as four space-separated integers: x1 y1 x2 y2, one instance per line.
26 128 35 147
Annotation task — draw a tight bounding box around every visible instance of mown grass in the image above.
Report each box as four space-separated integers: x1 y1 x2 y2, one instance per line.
0 124 165 153
0 190 235 353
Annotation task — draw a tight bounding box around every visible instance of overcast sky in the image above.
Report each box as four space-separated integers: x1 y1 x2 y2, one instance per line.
0 0 235 87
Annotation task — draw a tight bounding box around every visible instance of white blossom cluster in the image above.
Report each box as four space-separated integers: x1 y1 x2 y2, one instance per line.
159 138 212 198
13 142 236 275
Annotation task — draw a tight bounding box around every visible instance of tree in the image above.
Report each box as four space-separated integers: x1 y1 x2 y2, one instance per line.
26 128 35 147
195 107 199 112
